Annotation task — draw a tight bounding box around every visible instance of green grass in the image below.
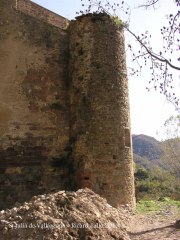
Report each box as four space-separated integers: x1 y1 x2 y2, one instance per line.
136 200 161 213
160 198 180 207
136 198 180 214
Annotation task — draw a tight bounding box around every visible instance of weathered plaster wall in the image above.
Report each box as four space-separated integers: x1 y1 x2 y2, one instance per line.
69 14 135 208
0 0 70 209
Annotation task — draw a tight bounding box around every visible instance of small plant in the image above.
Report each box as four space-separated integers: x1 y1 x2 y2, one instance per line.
111 15 123 26
76 0 130 18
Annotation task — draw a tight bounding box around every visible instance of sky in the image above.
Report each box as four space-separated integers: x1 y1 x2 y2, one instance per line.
32 0 180 140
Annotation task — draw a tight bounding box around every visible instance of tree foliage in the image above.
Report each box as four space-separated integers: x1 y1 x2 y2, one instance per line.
77 0 180 109
160 115 180 178
135 164 180 200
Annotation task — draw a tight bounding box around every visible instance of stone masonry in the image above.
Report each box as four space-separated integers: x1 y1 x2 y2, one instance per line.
0 0 135 209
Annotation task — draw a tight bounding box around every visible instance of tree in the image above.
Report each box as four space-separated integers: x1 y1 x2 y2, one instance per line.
135 167 149 180
159 115 180 178
77 0 180 109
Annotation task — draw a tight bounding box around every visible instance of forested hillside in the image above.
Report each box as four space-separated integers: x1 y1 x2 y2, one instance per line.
132 134 180 200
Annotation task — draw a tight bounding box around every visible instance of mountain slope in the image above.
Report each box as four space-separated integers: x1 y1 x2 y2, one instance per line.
132 134 163 161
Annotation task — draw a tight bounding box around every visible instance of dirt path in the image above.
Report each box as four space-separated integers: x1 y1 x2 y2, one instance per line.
127 205 180 240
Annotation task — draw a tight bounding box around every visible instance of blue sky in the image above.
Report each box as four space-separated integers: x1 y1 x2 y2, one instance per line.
32 0 180 140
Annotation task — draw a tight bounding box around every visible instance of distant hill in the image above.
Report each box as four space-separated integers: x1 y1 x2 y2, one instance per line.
132 134 164 172
132 134 180 200
132 134 163 161
132 134 179 173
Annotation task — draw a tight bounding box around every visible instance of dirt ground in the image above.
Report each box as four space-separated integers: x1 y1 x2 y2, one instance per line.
127 205 180 240
0 189 180 240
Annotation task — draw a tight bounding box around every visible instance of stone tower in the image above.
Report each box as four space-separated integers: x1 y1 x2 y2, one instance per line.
69 14 135 208
0 0 135 209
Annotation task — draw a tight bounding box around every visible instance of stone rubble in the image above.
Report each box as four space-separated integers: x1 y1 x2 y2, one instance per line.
0 188 131 240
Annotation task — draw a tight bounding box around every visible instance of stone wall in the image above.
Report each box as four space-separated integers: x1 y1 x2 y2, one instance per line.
69 14 135 208
16 0 68 29
0 0 70 209
0 0 135 210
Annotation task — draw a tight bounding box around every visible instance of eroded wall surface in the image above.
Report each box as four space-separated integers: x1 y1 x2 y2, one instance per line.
69 14 135 208
0 0 70 209
0 0 135 210
16 0 68 29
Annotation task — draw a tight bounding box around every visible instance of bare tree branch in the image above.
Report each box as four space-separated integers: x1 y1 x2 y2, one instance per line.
124 25 180 71
138 0 159 9
78 0 180 107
